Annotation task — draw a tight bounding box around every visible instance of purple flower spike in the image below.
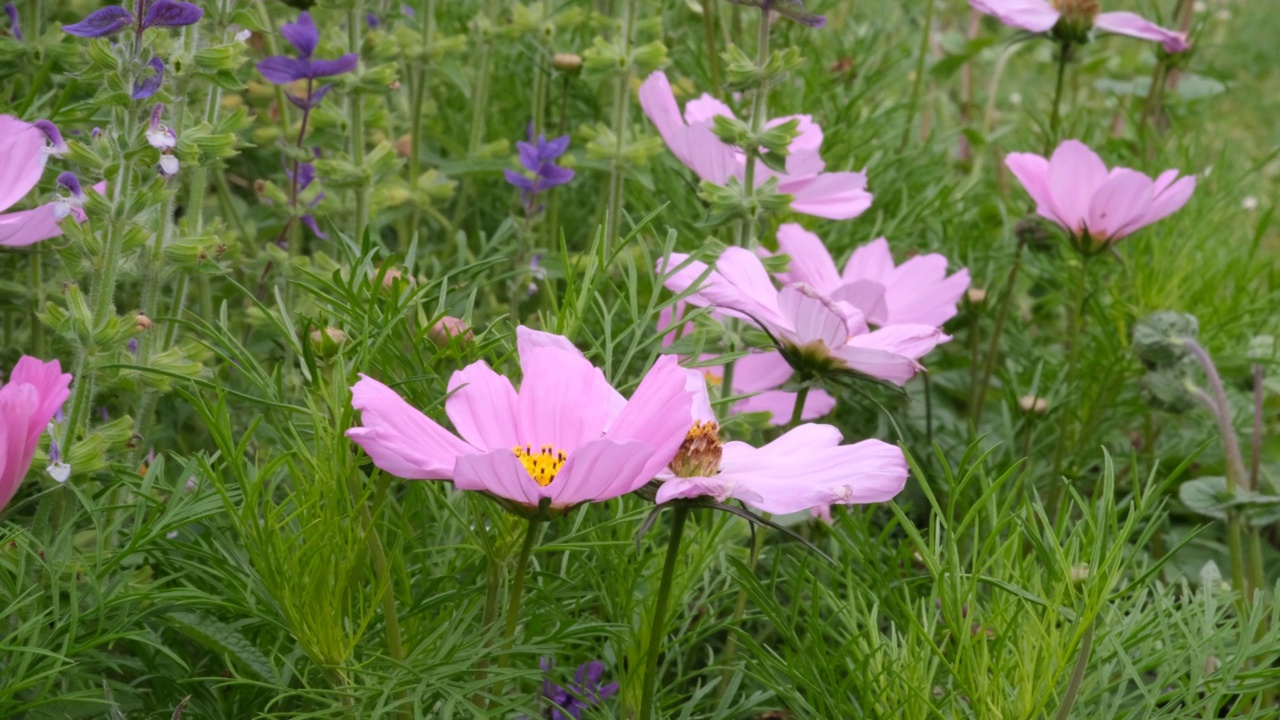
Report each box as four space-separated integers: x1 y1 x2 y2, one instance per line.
33 119 69 156
505 125 575 215
539 659 618 720
141 0 203 30
258 11 358 99
132 57 165 100
281 11 320 58
63 5 132 37
54 172 86 219
4 3 21 41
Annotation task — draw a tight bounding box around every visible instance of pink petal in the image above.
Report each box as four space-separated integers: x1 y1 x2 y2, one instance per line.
774 222 840 290
886 255 970 326
7 356 71 447
347 374 474 480
655 468 765 506
769 114 825 178
1005 152 1068 229
657 302 695 349
1047 140 1110 233
732 350 796 394
840 237 895 285
970 0 1060 33
453 448 545 507
638 72 739 185
682 368 717 424
1095 11 1190 53
0 202 71 248
734 388 837 426
836 325 947 385
0 384 39 510
683 93 735 125
446 361 519 452
781 171 874 220
604 355 695 488
831 280 889 327
550 439 655 506
777 283 855 349
516 347 615 454
1086 168 1155 241
0 117 48 212
1141 172 1196 229
516 326 627 424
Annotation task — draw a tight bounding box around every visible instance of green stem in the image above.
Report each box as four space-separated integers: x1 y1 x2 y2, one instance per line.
638 506 689 720
737 7 771 249
1052 619 1095 720
700 0 722 96
349 2 368 244
31 248 45 356
971 238 1024 430
1047 41 1072 154
899 0 935 150
788 384 809 428
492 518 540 698
472 548 504 706
407 0 437 243
604 0 637 258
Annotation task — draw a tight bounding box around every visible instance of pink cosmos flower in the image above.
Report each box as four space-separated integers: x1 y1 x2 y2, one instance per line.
771 223 970 327
654 371 907 514
0 357 73 512
658 304 836 425
970 0 1189 53
1006 139 1196 251
0 115 93 247
347 327 694 512
659 248 948 385
637 71 873 221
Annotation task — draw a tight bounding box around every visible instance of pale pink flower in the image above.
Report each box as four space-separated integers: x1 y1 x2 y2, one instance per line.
1006 139 1196 250
771 223 970 327
655 372 907 514
0 115 93 247
637 71 873 221
347 327 694 511
659 248 948 385
970 0 1189 53
0 357 73 512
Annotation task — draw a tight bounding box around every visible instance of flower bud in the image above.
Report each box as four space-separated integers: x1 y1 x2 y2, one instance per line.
135 312 153 331
309 326 347 357
1018 395 1047 414
429 316 472 347
1069 563 1090 585
552 52 583 74
966 288 987 305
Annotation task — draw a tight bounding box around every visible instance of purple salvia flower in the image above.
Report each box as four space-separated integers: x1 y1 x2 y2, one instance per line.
132 57 165 100
146 103 179 177
4 3 21 40
91 127 102 139
257 11 357 107
538 659 618 720
54 172 86 219
504 125 575 214
366 13 379 29
127 338 140 355
46 436 70 483
63 0 201 37
34 119 68 156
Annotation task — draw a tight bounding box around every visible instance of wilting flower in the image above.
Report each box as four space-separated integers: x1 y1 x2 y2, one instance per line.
504 127 575 215
131 57 165 100
347 327 694 513
0 117 95 247
659 248 948 385
638 71 872 221
655 371 907 513
725 0 825 28
1005 139 1196 252
4 3 21 40
0 357 73 512
970 0 1189 53
145 103 179 178
537 659 618 720
770 223 970 327
63 0 203 38
257 11 358 109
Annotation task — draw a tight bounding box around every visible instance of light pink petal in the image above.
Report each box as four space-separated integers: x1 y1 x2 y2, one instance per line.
7 356 72 447
1005 152 1067 228
516 347 615 454
657 302 695 349
731 350 795 394
1086 169 1155 241
774 223 840 290
1048 140 1110 233
734 388 837 426
777 283 854 349
714 247 786 319
1095 11 1190 53
768 114 825 178
638 72 739 184
550 439 655 507
831 280 889 327
655 467 765 506
1140 172 1196 229
453 448 544 507
515 326 626 423
781 171 874 220
681 368 717 424
886 256 970 326
970 0 1060 33
840 237 895 285
0 117 48 212
347 374 474 480
684 121 742 185
0 384 38 510
0 202 72 248
604 355 696 487
446 361 519 452
683 93 735 124
836 325 947 385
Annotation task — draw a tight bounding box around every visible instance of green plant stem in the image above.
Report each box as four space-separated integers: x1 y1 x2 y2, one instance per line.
407 0 437 241
639 506 689 720
737 7 771 249
492 518 540 698
788 385 810 428
604 0 637 258
1052 619 1095 720
1047 41 1072 154
30 248 45 356
349 2 368 244
899 0 935 150
971 238 1024 430
700 0 722 96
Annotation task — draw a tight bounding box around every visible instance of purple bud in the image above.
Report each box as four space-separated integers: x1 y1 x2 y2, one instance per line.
4 3 21 41
127 338 139 355
400 4 414 17
54 408 65 423
34 119 68 156
91 127 102 139
63 5 133 37
366 13 379 29
56 172 84 198
132 57 165 100
280 11 319 59
48 438 60 464
141 0 203 30
184 476 197 493
100 407 109 421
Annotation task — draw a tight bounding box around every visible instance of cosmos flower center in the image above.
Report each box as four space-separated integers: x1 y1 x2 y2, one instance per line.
1051 0 1100 23
670 421 723 478
513 444 568 486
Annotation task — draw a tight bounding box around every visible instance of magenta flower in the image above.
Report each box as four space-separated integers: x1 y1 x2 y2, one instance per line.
771 223 970 327
1006 139 1196 252
0 116 95 247
970 0 1189 53
659 248 948 385
654 372 907 513
638 71 873 221
63 0 202 38
347 327 694 513
0 357 73 512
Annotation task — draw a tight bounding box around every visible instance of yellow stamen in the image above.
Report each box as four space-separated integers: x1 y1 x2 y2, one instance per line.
670 421 724 478
512 444 568 486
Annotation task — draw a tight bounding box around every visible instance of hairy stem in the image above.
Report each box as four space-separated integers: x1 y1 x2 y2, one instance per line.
604 0 637 258
899 0 935 150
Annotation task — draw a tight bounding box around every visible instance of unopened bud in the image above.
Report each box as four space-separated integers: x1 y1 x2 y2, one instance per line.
429 316 472 347
395 134 412 157
309 326 347 357
1069 563 1090 585
379 267 407 288
1018 395 1047 414
552 52 583 74
966 288 987 304
135 312 153 331
253 178 267 195
389 80 401 91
